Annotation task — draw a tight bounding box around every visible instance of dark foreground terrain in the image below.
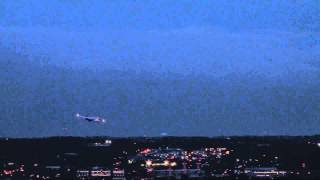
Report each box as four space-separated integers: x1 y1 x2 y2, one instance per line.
0 136 320 179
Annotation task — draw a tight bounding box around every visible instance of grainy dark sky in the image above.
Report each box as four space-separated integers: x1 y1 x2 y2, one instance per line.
0 0 319 137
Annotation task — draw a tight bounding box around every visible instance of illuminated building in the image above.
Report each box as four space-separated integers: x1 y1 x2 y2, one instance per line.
113 169 125 179
245 167 287 178
76 170 90 179
88 139 112 147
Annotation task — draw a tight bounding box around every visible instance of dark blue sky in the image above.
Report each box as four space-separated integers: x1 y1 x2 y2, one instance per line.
0 0 319 137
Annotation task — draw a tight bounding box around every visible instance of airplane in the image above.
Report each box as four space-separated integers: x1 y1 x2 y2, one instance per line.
75 113 106 124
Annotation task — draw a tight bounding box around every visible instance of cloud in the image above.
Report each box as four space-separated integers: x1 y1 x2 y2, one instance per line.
0 26 319 77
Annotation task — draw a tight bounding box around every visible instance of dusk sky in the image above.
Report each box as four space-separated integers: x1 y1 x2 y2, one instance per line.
0 0 319 137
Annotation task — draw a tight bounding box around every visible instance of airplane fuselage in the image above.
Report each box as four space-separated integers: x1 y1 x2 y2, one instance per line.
76 113 106 123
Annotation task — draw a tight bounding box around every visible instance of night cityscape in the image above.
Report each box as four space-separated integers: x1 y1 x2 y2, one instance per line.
1 0 319 179
1 136 320 179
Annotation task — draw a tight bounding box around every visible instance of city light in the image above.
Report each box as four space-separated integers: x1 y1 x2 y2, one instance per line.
0 137 319 179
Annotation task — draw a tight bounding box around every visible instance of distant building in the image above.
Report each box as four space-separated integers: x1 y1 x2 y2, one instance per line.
91 166 111 177
77 167 112 179
245 167 286 178
76 170 90 179
113 169 125 179
88 140 112 147
44 166 62 178
152 169 205 179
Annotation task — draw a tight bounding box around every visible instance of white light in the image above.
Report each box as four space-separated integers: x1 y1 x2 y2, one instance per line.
317 143 320 147
170 162 177 167
164 160 169 166
146 160 152 167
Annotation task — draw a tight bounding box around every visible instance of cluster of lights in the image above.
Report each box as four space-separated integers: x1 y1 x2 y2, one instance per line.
245 168 287 178
145 160 177 167
205 148 231 157
1 163 25 177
